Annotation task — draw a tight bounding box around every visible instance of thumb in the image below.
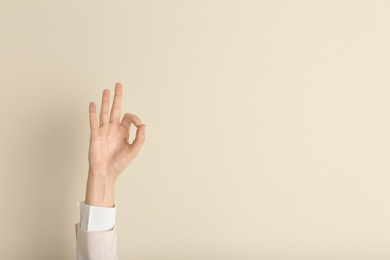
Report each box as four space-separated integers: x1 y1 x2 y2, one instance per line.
129 124 146 154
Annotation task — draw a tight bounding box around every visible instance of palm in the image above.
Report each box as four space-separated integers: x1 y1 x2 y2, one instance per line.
89 124 130 177
88 83 145 179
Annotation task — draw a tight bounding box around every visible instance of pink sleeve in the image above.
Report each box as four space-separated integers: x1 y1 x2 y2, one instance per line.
75 224 118 260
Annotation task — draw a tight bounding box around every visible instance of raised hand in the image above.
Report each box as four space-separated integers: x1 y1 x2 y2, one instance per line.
85 83 146 206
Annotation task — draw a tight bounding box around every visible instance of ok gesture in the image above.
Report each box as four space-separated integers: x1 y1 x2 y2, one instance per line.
87 83 146 180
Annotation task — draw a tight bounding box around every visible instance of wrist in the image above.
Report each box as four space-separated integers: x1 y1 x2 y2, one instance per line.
85 173 117 207
88 166 118 179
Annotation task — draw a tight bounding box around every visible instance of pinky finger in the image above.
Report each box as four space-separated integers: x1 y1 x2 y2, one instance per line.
89 102 99 130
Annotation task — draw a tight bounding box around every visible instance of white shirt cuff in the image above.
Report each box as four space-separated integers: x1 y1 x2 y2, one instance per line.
77 201 116 232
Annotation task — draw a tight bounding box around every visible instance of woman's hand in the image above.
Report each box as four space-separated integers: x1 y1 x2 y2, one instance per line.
85 83 146 206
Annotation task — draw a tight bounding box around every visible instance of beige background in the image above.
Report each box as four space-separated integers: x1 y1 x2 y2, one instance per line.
1 0 390 259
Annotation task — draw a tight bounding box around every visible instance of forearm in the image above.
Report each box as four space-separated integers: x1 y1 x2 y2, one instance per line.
85 170 117 207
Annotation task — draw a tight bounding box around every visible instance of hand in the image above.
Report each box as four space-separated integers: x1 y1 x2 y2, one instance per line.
85 83 146 206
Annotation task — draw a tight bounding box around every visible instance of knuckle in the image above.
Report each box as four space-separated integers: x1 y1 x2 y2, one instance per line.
113 104 121 109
